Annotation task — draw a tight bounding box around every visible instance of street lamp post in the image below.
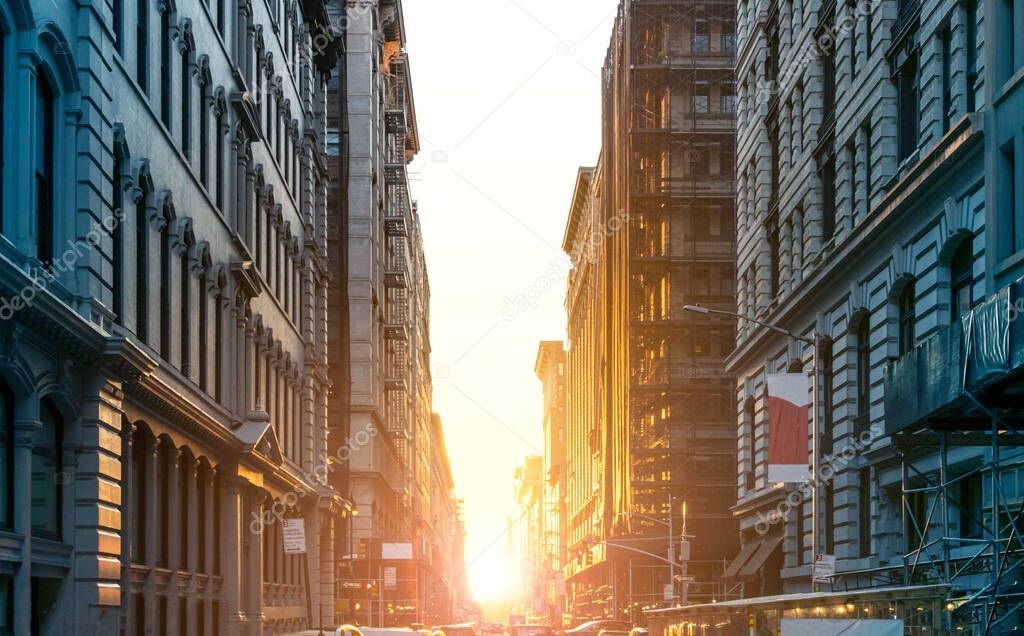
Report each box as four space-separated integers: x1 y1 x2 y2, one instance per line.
682 304 823 591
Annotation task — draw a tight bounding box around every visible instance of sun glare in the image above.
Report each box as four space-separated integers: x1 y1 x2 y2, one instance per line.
469 552 515 603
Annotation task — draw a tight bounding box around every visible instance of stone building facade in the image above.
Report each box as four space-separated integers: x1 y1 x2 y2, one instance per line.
0 0 351 631
326 0 440 626
721 0 1024 625
534 341 566 627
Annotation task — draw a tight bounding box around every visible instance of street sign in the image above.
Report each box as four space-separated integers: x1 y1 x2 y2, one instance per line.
281 519 307 555
663 583 674 601
383 566 397 589
342 582 363 590
813 553 835 583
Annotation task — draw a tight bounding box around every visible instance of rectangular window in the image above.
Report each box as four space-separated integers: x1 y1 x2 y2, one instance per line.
863 122 873 212
897 56 920 162
136 0 149 93
965 1 977 111
768 221 780 297
136 200 148 341
693 80 710 113
181 51 191 157
160 228 171 359
821 339 835 457
824 482 835 553
160 10 171 128
722 17 737 54
114 0 124 55
822 156 836 241
693 18 710 53
721 80 736 112
796 500 807 565
1002 140 1021 255
848 140 857 222
859 469 872 557
941 25 952 132
35 77 55 269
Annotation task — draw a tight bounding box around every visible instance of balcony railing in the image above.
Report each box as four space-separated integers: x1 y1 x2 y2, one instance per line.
883 281 1024 435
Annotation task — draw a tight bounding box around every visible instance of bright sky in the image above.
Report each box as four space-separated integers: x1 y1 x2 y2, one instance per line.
401 0 617 603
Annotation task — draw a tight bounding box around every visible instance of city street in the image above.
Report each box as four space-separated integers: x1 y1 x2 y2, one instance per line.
0 0 1022 634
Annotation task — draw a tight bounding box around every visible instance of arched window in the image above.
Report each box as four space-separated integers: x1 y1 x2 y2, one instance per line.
136 0 149 93
180 46 191 157
951 239 974 324
199 82 209 187
113 142 125 323
159 212 172 359
159 6 172 128
130 427 147 563
35 72 56 268
215 107 226 210
898 282 916 356
180 248 190 375
31 400 63 538
135 190 149 341
0 382 13 529
265 210 273 289
199 268 208 391
744 398 756 491
254 187 263 268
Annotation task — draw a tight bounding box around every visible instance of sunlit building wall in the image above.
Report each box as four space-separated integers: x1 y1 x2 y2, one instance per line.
562 0 739 621
535 341 568 626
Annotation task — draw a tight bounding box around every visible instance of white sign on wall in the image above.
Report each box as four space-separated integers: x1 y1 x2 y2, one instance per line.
813 554 835 583
383 566 397 589
382 542 413 560
281 519 307 555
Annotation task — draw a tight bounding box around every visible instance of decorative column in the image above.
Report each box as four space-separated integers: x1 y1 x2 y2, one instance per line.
145 438 161 630
121 424 137 636
186 457 200 635
246 486 265 636
203 469 217 635
167 447 183 635
11 418 39 635
220 473 245 634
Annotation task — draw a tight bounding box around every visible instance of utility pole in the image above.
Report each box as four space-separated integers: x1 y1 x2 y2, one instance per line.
667 494 675 606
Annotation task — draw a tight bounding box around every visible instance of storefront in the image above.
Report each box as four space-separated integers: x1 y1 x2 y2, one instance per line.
644 585 949 635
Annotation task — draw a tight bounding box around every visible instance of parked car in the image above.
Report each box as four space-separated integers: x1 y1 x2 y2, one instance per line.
509 625 555 636
434 624 479 636
288 625 367 636
563 621 631 636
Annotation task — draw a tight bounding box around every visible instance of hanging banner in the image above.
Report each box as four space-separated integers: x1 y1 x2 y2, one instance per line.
767 373 810 483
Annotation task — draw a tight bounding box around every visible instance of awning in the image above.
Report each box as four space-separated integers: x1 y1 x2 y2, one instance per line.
721 539 762 580
738 532 784 580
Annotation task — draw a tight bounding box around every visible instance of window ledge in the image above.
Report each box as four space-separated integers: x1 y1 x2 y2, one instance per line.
993 67 1024 107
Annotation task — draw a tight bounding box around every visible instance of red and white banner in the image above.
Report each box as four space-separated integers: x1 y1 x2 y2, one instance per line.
767 373 810 483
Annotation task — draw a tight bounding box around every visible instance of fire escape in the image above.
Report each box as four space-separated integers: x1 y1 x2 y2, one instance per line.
626 0 738 604
384 52 412 516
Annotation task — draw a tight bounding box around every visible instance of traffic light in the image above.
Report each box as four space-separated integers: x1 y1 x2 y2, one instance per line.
357 540 368 560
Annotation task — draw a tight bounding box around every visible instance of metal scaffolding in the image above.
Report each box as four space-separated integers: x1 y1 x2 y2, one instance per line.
890 285 1024 633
